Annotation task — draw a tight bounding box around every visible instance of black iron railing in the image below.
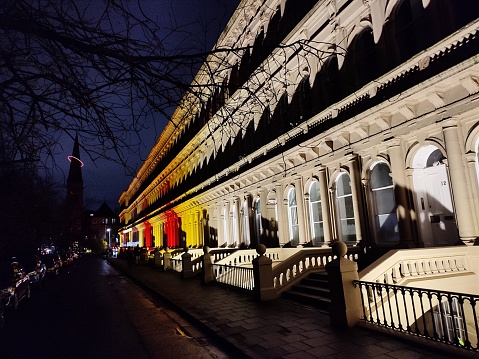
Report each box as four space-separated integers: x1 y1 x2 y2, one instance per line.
354 280 479 352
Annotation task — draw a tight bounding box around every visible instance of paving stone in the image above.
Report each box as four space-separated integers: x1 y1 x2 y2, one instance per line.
107 258 470 359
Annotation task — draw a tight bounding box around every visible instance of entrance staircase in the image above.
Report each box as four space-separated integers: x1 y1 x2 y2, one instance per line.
282 271 331 311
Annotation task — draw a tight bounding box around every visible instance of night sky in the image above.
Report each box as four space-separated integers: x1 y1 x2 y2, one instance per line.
60 0 240 212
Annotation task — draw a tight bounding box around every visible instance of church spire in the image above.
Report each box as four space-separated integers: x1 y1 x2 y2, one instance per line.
68 133 83 183
65 133 84 245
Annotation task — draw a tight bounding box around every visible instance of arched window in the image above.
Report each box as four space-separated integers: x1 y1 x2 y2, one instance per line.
309 181 324 245
287 188 299 245
335 173 356 242
370 163 399 243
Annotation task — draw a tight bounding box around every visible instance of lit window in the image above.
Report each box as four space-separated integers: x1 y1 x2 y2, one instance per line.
309 181 324 245
335 173 356 242
370 162 399 243
287 188 299 245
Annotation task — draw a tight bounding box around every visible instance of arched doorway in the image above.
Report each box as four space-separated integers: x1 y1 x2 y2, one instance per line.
412 145 459 246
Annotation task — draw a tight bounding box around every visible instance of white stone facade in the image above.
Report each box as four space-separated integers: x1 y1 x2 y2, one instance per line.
119 0 479 251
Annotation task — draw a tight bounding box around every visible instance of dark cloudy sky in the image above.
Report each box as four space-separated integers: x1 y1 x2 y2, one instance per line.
60 0 240 212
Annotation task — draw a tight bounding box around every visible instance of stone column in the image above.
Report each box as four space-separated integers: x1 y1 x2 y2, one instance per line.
443 121 477 243
388 141 417 247
465 153 479 236
319 167 333 244
181 249 193 279
252 245 278 301
325 241 361 329
201 246 215 284
218 202 225 246
275 184 286 245
233 197 241 246
225 201 232 246
163 249 171 271
294 177 308 244
348 155 364 244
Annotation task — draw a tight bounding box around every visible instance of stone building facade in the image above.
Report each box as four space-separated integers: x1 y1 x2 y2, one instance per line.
118 0 479 253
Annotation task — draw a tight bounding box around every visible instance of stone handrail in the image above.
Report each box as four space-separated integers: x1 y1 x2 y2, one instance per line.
271 246 360 293
209 248 237 262
359 246 479 285
191 255 202 274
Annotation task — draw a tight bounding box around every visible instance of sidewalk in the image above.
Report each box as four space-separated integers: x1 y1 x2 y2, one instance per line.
107 257 472 359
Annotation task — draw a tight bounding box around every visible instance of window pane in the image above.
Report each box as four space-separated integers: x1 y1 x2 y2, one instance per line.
312 223 324 243
376 213 399 242
336 174 352 196
310 181 320 202
371 163 392 189
338 195 354 219
340 219 356 242
374 188 396 214
288 189 297 206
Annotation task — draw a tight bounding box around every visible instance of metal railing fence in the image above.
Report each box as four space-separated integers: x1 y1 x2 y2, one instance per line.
354 280 479 352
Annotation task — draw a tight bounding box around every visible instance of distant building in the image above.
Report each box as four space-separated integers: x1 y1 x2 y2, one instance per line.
84 202 119 248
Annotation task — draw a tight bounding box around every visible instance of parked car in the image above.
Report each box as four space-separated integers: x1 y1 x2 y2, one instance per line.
0 261 30 310
15 254 46 289
40 254 60 277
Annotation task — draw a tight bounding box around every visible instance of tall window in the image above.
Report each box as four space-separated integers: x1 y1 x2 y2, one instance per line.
370 163 399 243
287 188 299 245
309 181 324 245
335 173 356 242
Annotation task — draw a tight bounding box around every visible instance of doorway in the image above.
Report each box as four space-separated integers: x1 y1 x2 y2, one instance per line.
412 146 459 246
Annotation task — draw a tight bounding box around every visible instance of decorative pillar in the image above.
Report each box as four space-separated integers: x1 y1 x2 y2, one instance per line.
225 201 232 246
388 141 417 247
201 246 215 284
181 248 193 279
347 155 364 244
252 244 278 301
465 153 479 236
319 167 333 244
275 184 286 245
325 241 361 329
443 121 477 243
233 197 241 247
294 177 308 244
163 249 171 271
218 202 225 246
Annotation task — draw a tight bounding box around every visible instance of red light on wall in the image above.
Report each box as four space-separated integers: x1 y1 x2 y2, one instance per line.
68 155 84 167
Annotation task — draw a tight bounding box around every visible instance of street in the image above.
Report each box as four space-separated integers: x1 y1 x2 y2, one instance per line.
0 255 230 359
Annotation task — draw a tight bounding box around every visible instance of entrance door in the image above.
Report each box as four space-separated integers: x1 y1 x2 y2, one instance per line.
413 164 459 246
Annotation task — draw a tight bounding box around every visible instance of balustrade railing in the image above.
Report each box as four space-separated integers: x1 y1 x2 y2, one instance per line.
354 280 479 352
272 247 360 292
359 247 474 285
191 256 202 274
171 258 182 272
209 248 237 262
212 264 254 291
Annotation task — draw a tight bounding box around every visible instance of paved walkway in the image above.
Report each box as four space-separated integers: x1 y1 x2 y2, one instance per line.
107 257 474 359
